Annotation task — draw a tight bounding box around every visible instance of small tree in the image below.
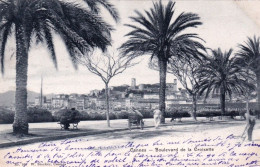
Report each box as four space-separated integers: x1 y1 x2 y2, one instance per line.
149 56 202 121
168 58 202 120
77 49 137 127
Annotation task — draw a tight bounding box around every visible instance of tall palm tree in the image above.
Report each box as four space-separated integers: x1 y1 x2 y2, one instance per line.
237 36 260 114
120 1 203 123
197 48 254 116
0 0 119 135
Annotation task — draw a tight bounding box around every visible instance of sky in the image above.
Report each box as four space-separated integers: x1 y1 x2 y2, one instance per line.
0 0 260 95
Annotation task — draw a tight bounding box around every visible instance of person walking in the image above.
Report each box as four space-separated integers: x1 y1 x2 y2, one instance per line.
243 109 256 141
153 108 161 129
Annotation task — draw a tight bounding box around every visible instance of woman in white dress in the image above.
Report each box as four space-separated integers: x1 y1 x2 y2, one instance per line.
153 108 161 129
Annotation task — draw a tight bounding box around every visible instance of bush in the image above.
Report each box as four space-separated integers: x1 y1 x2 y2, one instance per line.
115 111 129 119
226 111 240 118
0 107 54 124
197 111 221 117
139 109 153 118
88 112 105 120
166 110 191 118
27 107 53 123
0 107 14 124
109 112 116 120
80 111 91 120
86 111 117 120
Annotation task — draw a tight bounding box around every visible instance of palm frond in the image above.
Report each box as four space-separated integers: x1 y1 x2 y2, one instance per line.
0 21 12 73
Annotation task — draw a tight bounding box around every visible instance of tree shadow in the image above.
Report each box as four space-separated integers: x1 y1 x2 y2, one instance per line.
101 120 247 140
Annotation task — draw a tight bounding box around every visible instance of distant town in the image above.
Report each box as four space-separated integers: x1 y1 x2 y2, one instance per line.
22 78 255 112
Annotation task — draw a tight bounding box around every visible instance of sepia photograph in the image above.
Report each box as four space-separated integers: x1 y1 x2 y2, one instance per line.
0 0 260 166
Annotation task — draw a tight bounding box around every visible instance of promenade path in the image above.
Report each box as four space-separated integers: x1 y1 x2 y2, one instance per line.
0 117 258 148
0 117 260 167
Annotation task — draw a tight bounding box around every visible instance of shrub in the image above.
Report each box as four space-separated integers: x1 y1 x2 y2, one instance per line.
0 107 14 124
139 109 153 118
197 111 221 117
86 111 117 120
226 111 240 118
80 111 91 120
88 112 105 120
27 107 53 123
115 111 129 119
109 112 116 120
166 110 190 118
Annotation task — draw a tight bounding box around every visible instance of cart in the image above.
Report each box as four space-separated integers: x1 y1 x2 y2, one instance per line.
128 113 144 130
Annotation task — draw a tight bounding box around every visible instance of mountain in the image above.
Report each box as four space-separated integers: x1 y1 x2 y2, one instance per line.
0 90 40 106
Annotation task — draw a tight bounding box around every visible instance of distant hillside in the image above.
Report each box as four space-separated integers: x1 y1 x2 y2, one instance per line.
0 90 40 106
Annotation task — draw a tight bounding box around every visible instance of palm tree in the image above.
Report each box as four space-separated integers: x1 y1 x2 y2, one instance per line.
197 48 254 116
0 0 119 135
237 36 260 114
120 1 203 123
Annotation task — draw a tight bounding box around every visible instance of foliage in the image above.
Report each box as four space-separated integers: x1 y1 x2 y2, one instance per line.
0 107 54 123
80 111 117 120
114 111 129 119
165 110 191 118
120 1 204 61
139 110 154 118
0 0 118 134
236 36 260 74
120 1 204 121
0 107 14 124
196 111 221 117
27 107 53 123
197 48 255 115
0 0 119 73
236 36 260 112
77 49 137 127
150 54 205 120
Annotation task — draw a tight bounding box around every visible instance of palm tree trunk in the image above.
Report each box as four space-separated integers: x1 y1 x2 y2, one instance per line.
191 94 197 121
13 25 29 134
105 83 110 127
158 58 167 123
246 67 249 115
220 86 226 116
256 71 260 118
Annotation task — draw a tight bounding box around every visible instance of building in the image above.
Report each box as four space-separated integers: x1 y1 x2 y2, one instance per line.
125 98 159 109
89 89 101 96
75 97 85 110
34 96 46 106
131 78 136 89
43 99 52 109
112 99 126 109
173 79 177 91
143 93 159 99
138 84 144 90
51 97 69 109
32 78 196 111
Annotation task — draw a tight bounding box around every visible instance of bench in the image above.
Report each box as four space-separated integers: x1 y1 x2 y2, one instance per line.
58 120 80 130
128 114 144 130
170 113 182 122
170 116 182 122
